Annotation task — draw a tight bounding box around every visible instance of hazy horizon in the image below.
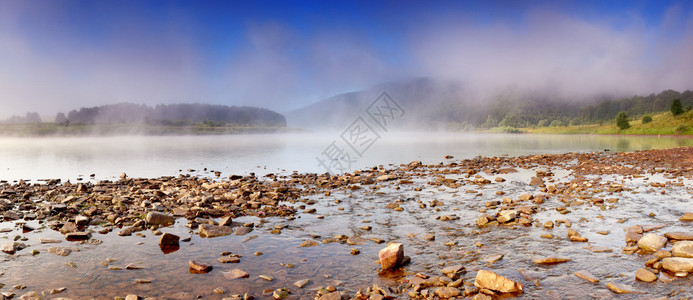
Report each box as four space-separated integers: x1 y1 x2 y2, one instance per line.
1 0 692 119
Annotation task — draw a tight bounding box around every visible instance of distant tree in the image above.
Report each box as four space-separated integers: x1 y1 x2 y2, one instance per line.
616 111 630 130
641 115 652 124
25 112 41 123
55 112 68 125
671 99 683 116
537 119 549 127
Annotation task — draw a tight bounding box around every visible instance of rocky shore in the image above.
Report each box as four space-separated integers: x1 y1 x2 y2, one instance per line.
2 147 693 299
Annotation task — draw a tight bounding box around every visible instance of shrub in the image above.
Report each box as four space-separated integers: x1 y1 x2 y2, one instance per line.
671 99 683 116
642 115 652 124
676 125 688 134
615 111 630 130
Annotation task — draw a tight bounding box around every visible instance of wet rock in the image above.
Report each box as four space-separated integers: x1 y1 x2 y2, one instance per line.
223 269 249 280
75 215 90 226
378 242 404 270
625 231 643 244
317 291 340 300
661 257 693 273
441 265 465 278
60 222 78 234
346 236 367 245
635 268 657 282
294 279 310 288
145 212 174 226
48 247 72 256
638 233 668 252
680 212 693 222
1 242 26 254
422 234 435 241
484 254 504 264
217 256 240 263
189 260 213 272
567 229 588 242
159 233 180 247
18 291 42 300
299 240 319 247
435 287 461 299
573 270 599 283
219 215 233 226
605 283 640 294
234 227 253 235
671 241 693 258
533 257 571 265
199 224 233 238
65 231 91 240
474 270 523 293
664 232 693 241
497 210 517 223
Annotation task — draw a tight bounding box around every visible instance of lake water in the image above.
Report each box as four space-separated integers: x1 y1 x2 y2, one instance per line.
1 132 692 182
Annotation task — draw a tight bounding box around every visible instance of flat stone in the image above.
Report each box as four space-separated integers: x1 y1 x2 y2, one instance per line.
1 242 26 255
638 233 668 252
533 257 571 265
199 224 233 238
474 270 523 293
223 269 249 280
665 232 693 241
317 291 341 300
441 264 465 278
189 260 213 272
484 254 504 264
435 287 461 299
573 270 599 283
671 241 693 258
218 215 233 226
39 238 62 244
661 257 693 273
234 226 253 235
145 212 175 226
294 279 310 288
65 231 91 240
378 243 404 270
680 212 693 222
605 283 640 294
48 247 72 256
118 226 139 236
217 256 240 263
635 268 657 282
625 231 643 243
299 240 319 247
159 233 180 247
497 210 517 223
346 236 368 245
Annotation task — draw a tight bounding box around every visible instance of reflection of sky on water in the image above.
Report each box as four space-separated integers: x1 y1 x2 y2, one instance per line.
1 133 692 182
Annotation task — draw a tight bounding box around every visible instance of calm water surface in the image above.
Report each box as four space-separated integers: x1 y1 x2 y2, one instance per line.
0 132 691 181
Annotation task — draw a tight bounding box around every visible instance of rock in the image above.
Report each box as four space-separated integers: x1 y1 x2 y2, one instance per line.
573 270 599 283
637 233 668 252
75 215 90 226
605 283 640 294
299 240 319 247
223 269 249 280
435 287 461 299
378 243 404 270
497 210 517 223
441 265 465 278
625 231 643 244
680 212 693 222
484 254 504 264
635 268 657 282
664 232 693 240
48 247 72 256
199 224 233 238
377 174 397 181
474 270 523 293
65 231 91 240
145 212 175 226
317 291 340 300
18 291 42 300
671 241 693 258
294 279 310 288
60 222 78 234
422 234 435 241
218 256 240 263
346 236 368 245
159 233 180 247
189 260 213 272
234 227 253 235
219 215 233 226
1 242 26 254
118 226 139 236
661 257 693 273
533 257 571 265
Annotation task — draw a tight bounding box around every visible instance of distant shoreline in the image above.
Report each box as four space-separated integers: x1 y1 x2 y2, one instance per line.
0 122 305 137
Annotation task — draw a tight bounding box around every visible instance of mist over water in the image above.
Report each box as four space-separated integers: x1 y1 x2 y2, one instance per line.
1 132 691 182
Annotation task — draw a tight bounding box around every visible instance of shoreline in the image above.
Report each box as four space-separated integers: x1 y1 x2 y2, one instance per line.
2 147 693 299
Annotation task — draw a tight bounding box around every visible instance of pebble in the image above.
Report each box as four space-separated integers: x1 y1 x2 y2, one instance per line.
189 260 213 272
223 269 249 280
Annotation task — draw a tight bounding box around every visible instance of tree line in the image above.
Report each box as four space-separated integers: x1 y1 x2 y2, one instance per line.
6 103 287 127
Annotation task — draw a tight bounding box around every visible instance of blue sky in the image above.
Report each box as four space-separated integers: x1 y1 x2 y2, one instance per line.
0 0 692 117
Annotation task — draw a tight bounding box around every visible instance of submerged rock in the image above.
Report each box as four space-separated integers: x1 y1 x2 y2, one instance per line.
637 233 668 252
661 257 693 273
671 241 693 258
199 224 233 238
573 270 599 283
635 268 657 282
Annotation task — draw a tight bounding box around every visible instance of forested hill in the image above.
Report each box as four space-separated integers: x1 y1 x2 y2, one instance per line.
53 103 286 127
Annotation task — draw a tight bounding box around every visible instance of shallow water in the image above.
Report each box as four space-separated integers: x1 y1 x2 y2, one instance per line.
1 132 693 182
